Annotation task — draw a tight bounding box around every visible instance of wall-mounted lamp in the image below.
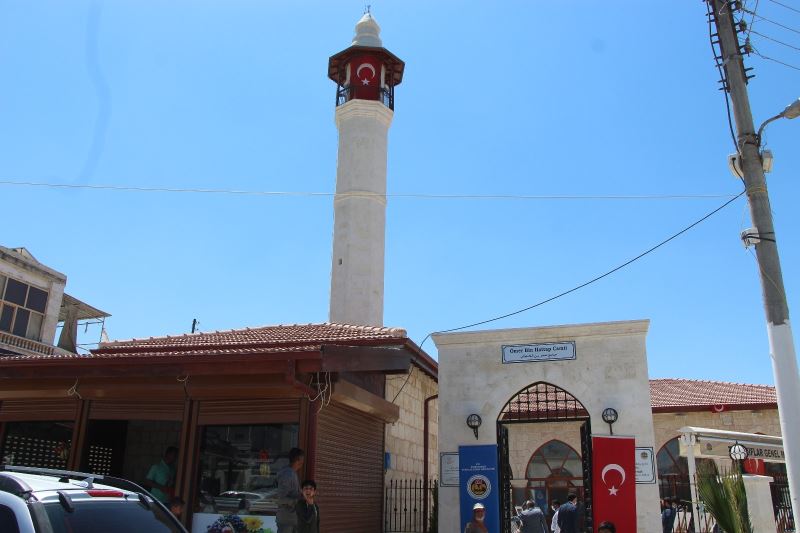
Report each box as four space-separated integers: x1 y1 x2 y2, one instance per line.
466 414 482 440
602 407 619 435
729 442 748 462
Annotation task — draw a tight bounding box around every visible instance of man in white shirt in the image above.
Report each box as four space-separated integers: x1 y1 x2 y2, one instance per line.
550 501 560 533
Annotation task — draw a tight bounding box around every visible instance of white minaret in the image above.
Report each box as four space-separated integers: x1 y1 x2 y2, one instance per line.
327 12 404 326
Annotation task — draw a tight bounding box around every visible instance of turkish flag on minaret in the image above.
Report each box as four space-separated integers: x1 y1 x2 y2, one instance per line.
592 436 637 532
349 55 381 100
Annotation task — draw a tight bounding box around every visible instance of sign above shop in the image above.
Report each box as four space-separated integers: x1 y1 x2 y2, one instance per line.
501 342 576 364
681 439 786 463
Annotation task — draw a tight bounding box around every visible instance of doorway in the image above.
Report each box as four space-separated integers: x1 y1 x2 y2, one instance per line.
496 382 592 533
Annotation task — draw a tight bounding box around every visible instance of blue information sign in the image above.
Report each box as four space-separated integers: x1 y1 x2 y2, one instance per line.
459 444 500 533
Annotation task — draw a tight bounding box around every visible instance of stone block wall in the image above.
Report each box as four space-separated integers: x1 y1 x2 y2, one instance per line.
384 369 439 481
652 408 781 452
507 421 584 481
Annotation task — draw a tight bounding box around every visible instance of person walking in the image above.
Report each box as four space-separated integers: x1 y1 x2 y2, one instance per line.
662 497 677 533
556 493 578 533
549 500 561 533
296 479 319 533
464 502 489 533
276 448 304 533
519 500 548 533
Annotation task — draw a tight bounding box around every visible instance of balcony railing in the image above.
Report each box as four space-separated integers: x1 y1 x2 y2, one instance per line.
0 330 56 357
336 84 394 110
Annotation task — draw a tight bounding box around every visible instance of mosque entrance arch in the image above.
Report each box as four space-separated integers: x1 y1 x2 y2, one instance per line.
496 382 593 533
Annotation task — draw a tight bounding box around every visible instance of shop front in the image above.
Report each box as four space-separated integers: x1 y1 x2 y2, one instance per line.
0 323 432 532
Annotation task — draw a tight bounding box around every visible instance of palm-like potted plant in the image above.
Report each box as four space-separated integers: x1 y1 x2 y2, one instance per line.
695 461 752 533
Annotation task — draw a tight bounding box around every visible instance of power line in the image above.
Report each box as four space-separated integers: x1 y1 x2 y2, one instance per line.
747 10 800 34
752 44 800 69
417 190 746 349
751 29 800 51
0 180 738 201
744 0 762 44
766 0 800 14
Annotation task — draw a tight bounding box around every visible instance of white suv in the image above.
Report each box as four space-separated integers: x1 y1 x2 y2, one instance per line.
0 466 187 533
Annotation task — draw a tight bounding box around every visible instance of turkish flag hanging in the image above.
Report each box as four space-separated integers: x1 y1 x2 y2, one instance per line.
348 55 382 101
592 436 637 532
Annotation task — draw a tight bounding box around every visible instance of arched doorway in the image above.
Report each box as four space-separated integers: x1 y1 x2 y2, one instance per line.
525 440 584 511
656 437 690 504
497 382 592 533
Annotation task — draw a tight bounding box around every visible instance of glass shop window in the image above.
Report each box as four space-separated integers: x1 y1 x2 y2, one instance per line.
195 424 299 517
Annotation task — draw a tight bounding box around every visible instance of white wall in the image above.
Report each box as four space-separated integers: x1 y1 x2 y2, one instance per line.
434 320 661 533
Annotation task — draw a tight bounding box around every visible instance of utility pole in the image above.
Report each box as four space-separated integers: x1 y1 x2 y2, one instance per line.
709 0 800 522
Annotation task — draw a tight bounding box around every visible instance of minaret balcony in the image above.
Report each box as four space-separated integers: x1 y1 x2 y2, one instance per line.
336 83 394 110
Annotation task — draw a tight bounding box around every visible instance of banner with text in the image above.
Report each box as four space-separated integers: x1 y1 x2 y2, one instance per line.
459 444 500 533
592 436 637 532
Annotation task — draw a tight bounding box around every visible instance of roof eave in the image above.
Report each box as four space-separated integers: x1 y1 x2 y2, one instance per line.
651 402 778 413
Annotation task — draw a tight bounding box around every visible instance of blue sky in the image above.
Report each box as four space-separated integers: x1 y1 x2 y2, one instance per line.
1 0 798 386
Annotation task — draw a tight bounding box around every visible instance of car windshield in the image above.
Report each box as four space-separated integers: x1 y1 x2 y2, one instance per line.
42 498 183 533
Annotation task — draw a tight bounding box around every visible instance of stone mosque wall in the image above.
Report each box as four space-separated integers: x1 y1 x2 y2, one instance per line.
385 369 439 481
652 408 782 451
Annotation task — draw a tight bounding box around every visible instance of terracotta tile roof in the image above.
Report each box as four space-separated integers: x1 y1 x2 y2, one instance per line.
93 344 321 359
650 378 776 410
96 322 407 352
0 322 440 379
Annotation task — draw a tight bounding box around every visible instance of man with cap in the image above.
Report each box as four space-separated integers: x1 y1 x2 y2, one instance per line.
464 502 488 533
519 500 548 533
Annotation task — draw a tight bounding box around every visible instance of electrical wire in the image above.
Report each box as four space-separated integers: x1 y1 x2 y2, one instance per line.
745 0 762 44
766 0 800 14
747 247 784 294
746 10 800 34
0 180 737 201
751 29 800 51
752 44 800 69
417 190 747 349
391 366 415 403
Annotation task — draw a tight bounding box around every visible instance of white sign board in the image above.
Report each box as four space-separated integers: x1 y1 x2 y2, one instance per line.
682 439 786 463
501 342 576 364
440 452 460 486
635 447 656 484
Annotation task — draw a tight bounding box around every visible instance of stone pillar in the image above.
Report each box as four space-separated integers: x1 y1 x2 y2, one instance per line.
742 474 777 532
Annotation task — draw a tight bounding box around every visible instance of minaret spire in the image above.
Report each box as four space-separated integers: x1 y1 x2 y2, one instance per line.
327 13 404 326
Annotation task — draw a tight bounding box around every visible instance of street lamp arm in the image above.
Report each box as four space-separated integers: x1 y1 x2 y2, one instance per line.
757 113 784 144
758 98 800 142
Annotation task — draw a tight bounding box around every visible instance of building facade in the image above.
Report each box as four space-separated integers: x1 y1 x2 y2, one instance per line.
0 321 437 532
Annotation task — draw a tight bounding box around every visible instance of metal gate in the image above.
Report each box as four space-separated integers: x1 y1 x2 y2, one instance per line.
497 382 591 533
498 424 512 532
580 419 593 532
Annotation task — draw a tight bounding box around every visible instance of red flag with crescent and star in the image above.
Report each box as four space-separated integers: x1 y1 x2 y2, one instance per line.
592 436 637 532
348 55 381 100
